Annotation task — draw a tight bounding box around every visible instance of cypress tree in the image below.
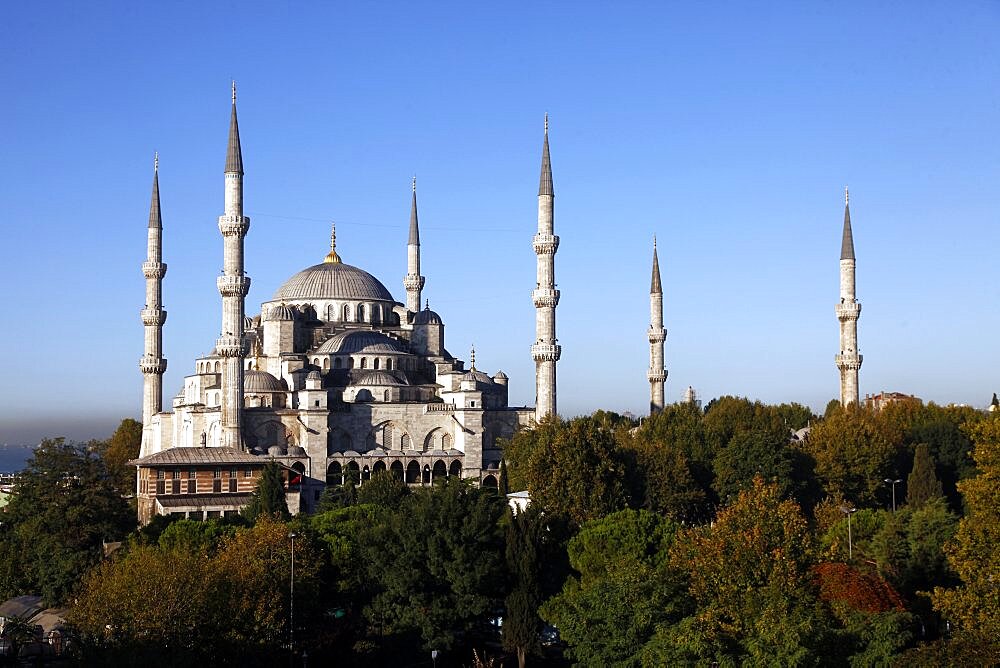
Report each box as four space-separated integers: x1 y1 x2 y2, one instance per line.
244 461 290 523
499 458 511 496
503 505 545 668
907 443 943 509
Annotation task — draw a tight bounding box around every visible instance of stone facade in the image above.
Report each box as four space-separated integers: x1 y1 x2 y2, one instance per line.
137 89 536 522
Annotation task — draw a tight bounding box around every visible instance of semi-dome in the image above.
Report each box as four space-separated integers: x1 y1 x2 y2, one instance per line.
351 370 404 386
272 262 394 302
266 303 296 321
316 330 405 355
244 370 288 393
414 308 443 325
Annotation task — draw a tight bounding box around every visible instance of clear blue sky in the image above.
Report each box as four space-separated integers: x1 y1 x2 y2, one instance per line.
1 2 998 443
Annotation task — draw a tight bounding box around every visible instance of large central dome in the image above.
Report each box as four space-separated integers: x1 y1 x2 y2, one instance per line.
272 262 394 302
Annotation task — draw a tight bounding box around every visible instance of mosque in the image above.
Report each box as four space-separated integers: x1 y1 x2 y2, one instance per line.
131 86 574 523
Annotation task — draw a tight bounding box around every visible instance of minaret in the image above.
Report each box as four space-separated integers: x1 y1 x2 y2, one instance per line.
403 176 425 313
647 237 667 414
531 114 561 421
836 187 862 406
140 153 167 426
217 82 251 449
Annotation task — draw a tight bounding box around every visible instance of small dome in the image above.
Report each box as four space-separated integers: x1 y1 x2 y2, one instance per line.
267 445 287 457
352 370 404 386
287 446 307 457
493 370 508 381
306 370 322 380
462 369 495 385
273 262 394 302
266 304 296 321
317 330 405 355
414 308 442 325
244 370 288 393
243 316 255 331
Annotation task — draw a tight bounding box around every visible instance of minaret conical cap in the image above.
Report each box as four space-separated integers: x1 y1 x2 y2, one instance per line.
538 113 553 196
225 82 244 175
409 176 420 245
148 153 162 229
650 237 662 294
841 186 855 261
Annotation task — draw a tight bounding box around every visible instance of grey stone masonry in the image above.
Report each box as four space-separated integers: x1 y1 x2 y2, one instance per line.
532 115 560 422
648 238 666 414
141 155 167 427
836 188 862 406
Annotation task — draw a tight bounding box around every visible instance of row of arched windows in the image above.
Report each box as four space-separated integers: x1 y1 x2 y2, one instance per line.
197 360 222 374
326 459 463 486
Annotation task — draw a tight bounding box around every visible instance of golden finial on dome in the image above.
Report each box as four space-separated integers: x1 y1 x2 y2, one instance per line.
324 221 342 264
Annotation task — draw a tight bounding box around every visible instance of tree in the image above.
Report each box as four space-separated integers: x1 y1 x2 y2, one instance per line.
907 443 943 509
502 506 547 668
0 438 133 604
498 458 510 496
100 418 144 493
362 477 506 652
932 418 1000 648
503 415 628 525
800 404 901 505
540 509 688 667
243 461 290 523
356 470 409 508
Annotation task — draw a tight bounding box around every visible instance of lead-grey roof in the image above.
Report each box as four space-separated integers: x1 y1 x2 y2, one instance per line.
225 101 243 174
272 261 394 301
317 330 406 354
157 493 251 510
148 162 161 229
538 118 553 196
409 182 420 245
841 203 855 261
650 241 662 294
131 447 263 467
244 370 287 393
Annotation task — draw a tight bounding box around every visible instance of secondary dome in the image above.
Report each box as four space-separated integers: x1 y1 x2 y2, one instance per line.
316 330 405 355
272 262 393 302
244 370 287 393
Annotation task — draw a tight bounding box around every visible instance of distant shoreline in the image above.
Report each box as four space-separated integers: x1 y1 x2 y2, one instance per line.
0 444 35 474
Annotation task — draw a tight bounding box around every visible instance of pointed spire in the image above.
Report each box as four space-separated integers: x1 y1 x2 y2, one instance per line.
425 299 430 310
470 344 476 370
650 236 662 294
148 152 162 229
324 222 342 264
409 176 420 245
841 186 855 260
538 113 553 196
225 81 244 174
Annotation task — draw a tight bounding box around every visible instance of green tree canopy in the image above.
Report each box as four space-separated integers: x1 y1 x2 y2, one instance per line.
99 418 144 493
0 438 134 604
243 461 290 523
907 442 944 509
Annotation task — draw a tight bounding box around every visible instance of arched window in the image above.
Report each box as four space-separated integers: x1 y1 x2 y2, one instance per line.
373 461 387 476
383 424 395 449
343 304 352 322
390 461 404 480
348 357 355 369
345 461 361 485
482 475 498 490
433 460 447 479
326 462 342 486
442 433 453 449
371 305 381 324
361 357 367 369
422 465 431 484
323 358 330 370
215 361 221 373
401 434 411 450
385 359 393 370
406 461 420 484
326 304 335 321
373 358 380 370
334 357 342 369
357 304 366 322
449 460 462 477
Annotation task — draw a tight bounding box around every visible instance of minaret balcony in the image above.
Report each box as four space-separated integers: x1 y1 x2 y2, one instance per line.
532 234 560 255
647 369 667 382
531 343 562 362
835 302 861 321
217 275 251 297
216 335 248 358
217 215 250 237
835 353 863 370
403 274 425 291
139 356 167 374
140 308 167 326
648 326 666 344
142 261 167 279
532 288 560 308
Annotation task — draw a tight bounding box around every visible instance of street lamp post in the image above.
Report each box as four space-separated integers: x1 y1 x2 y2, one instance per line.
884 478 902 512
840 506 858 560
289 531 298 668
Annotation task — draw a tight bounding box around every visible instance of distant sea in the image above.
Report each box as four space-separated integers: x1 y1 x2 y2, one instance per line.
0 445 34 474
